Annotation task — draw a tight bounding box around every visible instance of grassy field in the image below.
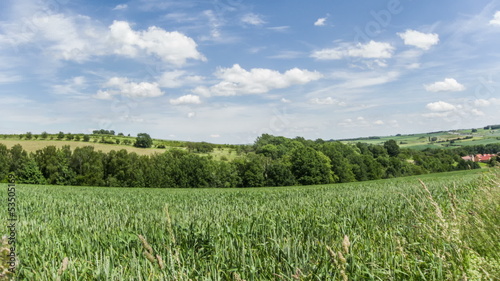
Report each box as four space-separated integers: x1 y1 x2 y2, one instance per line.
340 128 500 150
1 169 499 280
0 139 169 156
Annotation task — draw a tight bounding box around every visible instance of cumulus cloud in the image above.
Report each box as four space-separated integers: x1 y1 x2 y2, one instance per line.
0 13 205 65
426 101 456 112
109 21 205 65
397 29 439 50
241 13 265 25
113 4 128 10
311 41 394 60
193 64 323 96
424 78 465 92
490 11 500 25
170 94 201 105
314 17 327 26
95 77 164 99
374 120 384 125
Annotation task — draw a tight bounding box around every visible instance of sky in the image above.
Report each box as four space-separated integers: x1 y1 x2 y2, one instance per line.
1 0 500 144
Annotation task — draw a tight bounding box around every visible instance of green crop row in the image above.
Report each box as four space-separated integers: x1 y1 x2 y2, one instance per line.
1 169 498 280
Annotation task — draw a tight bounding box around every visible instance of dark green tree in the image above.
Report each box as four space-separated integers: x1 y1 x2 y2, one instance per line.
0 144 9 181
233 154 266 187
134 133 153 148
17 158 47 184
290 147 335 185
384 139 400 157
57 131 65 140
70 146 104 186
41 131 49 139
320 142 356 183
265 158 296 186
9 144 28 173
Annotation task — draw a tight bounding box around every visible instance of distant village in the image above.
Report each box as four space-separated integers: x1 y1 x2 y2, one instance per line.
461 153 500 163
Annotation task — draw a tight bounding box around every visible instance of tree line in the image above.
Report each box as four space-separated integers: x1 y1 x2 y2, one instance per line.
0 134 493 188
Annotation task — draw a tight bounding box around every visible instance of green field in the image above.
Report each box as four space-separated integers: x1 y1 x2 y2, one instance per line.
340 128 500 150
1 169 499 280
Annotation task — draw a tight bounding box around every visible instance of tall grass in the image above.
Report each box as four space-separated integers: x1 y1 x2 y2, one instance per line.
0 169 498 280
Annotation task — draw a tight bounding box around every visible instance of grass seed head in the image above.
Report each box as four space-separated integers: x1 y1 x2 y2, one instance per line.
138 234 154 255
156 254 165 270
144 251 156 263
342 235 350 254
57 257 69 275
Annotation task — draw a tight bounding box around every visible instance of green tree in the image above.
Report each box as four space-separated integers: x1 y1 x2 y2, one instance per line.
9 144 28 173
384 139 400 157
17 158 47 184
0 144 9 181
41 131 49 139
57 131 65 140
233 154 265 187
134 133 153 148
290 147 335 185
320 142 356 183
83 135 90 142
25 132 33 140
70 146 105 186
265 158 296 186
34 146 75 185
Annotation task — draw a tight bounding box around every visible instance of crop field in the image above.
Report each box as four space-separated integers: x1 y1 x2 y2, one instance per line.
1 169 499 280
340 128 500 150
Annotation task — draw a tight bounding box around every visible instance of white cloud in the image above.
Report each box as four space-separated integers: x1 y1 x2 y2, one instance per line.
281 98 292 103
95 77 164 99
241 13 265 25
158 71 204 88
170 94 202 105
424 78 465 92
374 120 384 125
474 99 491 107
473 98 500 107
490 11 500 25
309 97 341 105
426 101 456 112
333 71 400 89
113 4 128 10
52 76 88 97
210 134 221 138
0 13 204 66
314 17 327 26
202 10 223 40
397 29 439 50
109 21 205 65
193 64 323 96
267 26 290 32
311 41 394 60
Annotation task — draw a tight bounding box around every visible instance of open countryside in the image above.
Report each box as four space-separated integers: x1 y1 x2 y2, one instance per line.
2 0 500 280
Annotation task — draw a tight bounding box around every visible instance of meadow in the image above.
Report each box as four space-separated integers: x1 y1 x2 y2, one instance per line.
1 169 499 280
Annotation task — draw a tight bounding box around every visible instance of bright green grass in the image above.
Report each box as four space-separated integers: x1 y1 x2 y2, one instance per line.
1 169 498 280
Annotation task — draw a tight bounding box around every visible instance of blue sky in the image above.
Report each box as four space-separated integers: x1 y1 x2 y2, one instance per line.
1 0 500 144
